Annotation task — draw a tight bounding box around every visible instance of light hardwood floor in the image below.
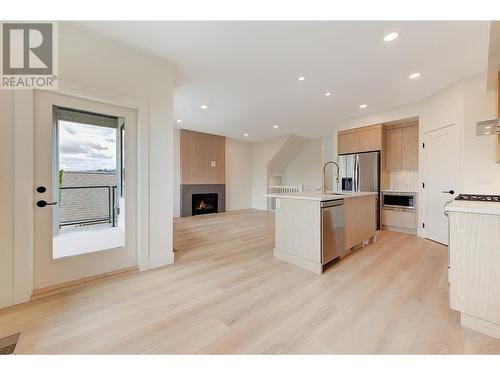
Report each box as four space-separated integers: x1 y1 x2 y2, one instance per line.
1 209 500 354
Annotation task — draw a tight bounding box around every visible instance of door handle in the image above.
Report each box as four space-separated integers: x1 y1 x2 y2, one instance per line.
441 190 455 195
36 200 58 208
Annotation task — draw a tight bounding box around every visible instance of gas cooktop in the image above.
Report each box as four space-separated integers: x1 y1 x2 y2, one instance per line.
455 194 500 202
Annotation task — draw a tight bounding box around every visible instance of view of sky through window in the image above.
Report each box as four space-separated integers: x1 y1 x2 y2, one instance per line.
59 121 116 172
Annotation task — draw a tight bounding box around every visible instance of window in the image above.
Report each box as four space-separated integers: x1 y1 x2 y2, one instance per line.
52 107 126 258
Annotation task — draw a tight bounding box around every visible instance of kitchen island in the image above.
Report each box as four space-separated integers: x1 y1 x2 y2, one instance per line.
264 191 378 274
445 199 500 339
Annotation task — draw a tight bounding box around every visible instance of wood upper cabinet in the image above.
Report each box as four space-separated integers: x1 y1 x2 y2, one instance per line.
338 124 382 155
401 125 419 170
338 132 359 155
386 128 402 171
385 125 418 171
359 127 383 152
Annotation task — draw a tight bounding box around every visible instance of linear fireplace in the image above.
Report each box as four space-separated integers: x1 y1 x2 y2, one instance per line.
192 193 218 216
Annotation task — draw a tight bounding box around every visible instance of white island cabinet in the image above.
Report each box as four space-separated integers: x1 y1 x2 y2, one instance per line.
445 200 500 339
264 191 378 274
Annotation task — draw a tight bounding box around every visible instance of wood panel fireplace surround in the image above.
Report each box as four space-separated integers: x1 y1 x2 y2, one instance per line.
180 129 226 217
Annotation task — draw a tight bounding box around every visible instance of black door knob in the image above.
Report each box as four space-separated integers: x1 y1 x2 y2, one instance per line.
36 200 58 207
441 190 455 195
36 186 47 193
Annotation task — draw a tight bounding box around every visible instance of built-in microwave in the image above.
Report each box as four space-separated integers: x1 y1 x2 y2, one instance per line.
381 191 416 212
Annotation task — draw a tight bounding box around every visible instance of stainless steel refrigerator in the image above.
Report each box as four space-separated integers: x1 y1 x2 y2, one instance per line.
337 151 380 229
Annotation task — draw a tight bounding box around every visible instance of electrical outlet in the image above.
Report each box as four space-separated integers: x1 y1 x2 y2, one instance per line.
210 160 216 167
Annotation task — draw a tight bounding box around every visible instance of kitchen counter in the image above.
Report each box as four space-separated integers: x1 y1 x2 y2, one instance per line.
445 200 500 216
263 191 378 201
269 191 378 275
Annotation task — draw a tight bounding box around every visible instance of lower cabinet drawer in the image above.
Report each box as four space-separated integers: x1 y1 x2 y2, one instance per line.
381 209 416 229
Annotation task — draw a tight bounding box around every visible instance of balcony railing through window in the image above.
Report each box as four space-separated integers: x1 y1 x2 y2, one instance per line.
58 185 118 228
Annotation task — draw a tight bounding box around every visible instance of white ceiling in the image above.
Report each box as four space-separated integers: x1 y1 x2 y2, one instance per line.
76 21 489 141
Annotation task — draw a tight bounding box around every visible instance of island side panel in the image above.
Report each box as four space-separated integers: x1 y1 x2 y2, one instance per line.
344 195 377 253
449 211 500 332
274 198 322 274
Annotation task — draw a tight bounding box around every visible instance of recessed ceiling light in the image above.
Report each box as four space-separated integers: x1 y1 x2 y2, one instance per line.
298 76 305 81
359 104 368 109
325 92 332 96
243 133 249 137
384 32 399 42
176 119 183 124
200 105 208 109
273 125 279 129
484 132 491 135
485 126 492 129
409 72 421 79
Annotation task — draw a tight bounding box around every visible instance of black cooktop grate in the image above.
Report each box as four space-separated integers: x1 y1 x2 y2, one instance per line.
455 194 500 202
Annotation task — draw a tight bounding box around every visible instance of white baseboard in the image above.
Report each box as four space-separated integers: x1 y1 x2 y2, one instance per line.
382 225 417 235
148 251 174 270
461 312 500 339
273 248 322 275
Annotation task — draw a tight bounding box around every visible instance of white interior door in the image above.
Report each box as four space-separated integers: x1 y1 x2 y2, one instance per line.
423 124 460 245
33 90 137 290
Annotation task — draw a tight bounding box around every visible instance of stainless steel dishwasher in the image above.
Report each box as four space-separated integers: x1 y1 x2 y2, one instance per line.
321 199 345 265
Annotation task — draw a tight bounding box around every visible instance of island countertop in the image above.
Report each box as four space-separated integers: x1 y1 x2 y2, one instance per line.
262 191 378 202
445 200 500 216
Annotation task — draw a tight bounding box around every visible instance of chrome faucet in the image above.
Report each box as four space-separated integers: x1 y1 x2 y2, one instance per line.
321 161 340 195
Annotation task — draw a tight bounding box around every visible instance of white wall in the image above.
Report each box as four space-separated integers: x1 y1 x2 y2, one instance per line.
323 138 333 164
460 76 500 192
332 73 500 237
0 22 174 308
282 138 324 191
251 136 289 209
0 91 15 307
59 23 174 270
268 135 309 171
225 138 253 211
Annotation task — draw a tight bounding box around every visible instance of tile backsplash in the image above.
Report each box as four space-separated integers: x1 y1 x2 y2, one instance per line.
389 171 419 192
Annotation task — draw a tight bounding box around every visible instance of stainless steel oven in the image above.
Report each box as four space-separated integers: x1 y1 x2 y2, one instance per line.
381 191 416 212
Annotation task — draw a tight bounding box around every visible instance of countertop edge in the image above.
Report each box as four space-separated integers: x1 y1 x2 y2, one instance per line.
261 191 378 202
445 201 500 216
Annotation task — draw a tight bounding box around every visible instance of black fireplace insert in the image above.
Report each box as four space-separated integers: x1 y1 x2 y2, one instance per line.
192 193 218 216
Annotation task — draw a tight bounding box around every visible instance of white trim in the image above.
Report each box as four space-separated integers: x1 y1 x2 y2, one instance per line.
50 80 151 272
149 251 175 270
461 312 500 340
13 90 34 304
13 79 166 303
273 248 323 275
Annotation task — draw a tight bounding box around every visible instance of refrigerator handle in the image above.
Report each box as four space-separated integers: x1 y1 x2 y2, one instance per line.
356 154 361 192
353 154 359 192
352 155 356 192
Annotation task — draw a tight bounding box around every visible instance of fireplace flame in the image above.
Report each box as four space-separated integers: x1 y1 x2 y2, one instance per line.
197 199 207 210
